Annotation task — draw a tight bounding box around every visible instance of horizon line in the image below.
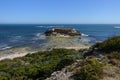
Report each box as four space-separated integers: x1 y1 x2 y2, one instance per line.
0 23 120 25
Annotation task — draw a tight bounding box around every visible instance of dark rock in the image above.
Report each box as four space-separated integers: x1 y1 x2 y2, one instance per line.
45 28 81 36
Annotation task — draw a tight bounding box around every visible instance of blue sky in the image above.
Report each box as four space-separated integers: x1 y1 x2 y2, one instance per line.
0 0 120 24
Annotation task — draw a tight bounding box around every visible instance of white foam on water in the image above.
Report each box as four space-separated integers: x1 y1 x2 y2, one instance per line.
81 33 89 36
114 26 120 28
36 33 41 37
1 46 11 50
0 44 12 50
9 36 22 42
36 26 54 28
36 26 44 28
36 26 64 29
33 33 46 40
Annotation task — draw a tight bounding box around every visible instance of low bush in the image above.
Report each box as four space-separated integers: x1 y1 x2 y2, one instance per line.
0 49 79 80
94 36 120 52
74 58 103 80
55 57 75 70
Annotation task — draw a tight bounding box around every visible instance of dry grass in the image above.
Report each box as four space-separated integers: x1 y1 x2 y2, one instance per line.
100 65 120 80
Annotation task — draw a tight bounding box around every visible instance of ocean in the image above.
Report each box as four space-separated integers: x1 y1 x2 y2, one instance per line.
0 24 120 51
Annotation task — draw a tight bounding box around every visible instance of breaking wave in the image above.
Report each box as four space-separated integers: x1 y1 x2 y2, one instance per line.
0 44 12 50
114 26 120 28
32 33 46 40
36 26 54 28
81 33 89 36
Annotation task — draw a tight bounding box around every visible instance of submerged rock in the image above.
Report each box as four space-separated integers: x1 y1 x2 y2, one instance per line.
45 28 81 36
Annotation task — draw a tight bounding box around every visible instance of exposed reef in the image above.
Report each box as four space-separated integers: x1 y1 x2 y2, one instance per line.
45 28 81 36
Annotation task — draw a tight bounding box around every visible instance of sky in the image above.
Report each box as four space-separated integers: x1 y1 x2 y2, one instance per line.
0 0 120 24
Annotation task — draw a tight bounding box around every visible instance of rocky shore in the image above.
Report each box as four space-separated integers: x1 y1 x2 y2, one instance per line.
45 28 81 36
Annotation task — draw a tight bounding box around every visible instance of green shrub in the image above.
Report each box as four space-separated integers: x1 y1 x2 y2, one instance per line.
74 58 103 80
94 36 120 52
55 57 75 70
0 48 79 80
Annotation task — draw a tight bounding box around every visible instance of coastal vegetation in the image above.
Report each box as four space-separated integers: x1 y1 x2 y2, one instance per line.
93 36 120 65
93 36 120 52
74 58 103 80
0 49 84 80
0 36 120 80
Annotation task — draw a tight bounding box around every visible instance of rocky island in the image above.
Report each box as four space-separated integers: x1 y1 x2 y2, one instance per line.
45 28 81 36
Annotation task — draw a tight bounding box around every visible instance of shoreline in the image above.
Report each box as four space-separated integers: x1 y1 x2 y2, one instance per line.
0 52 28 60
0 46 90 61
0 35 92 61
64 46 90 50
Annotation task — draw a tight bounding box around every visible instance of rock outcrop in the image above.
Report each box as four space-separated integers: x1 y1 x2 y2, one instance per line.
45 28 81 36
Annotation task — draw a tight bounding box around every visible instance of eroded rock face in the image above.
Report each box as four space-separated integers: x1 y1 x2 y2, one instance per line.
45 28 81 36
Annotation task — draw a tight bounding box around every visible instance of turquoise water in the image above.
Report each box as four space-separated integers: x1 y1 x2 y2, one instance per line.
0 24 120 50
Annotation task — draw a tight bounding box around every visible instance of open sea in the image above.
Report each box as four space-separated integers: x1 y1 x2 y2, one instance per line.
0 24 120 51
